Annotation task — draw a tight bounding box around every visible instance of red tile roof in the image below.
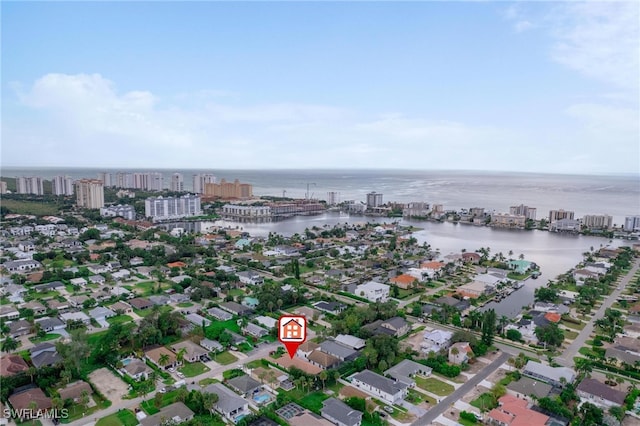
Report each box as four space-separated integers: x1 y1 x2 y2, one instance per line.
544 312 561 323
487 395 549 426
167 261 187 268
0 355 29 377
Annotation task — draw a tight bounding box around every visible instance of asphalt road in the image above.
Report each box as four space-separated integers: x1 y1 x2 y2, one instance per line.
556 258 640 367
410 351 511 426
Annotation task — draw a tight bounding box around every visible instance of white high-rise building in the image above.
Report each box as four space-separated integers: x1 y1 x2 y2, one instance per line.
16 177 44 195
582 214 613 230
326 192 339 206
366 192 383 208
192 174 216 194
509 204 537 220
52 176 74 196
625 216 640 232
97 172 113 187
145 194 202 221
170 173 184 192
76 179 105 209
549 209 574 222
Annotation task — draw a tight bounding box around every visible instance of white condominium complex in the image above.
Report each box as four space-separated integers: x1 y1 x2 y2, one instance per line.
509 204 537 220
366 192 383 208
193 174 216 194
76 179 105 209
625 216 640 232
97 172 114 187
549 209 574 222
145 194 202 221
16 176 44 195
52 175 74 196
114 172 163 191
582 214 613 230
170 173 184 192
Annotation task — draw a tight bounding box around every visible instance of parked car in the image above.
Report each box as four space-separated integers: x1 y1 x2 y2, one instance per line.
384 406 394 414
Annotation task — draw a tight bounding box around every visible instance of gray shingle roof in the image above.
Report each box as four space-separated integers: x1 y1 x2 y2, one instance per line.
227 375 261 394
321 397 363 426
205 383 247 414
320 340 359 361
352 369 408 395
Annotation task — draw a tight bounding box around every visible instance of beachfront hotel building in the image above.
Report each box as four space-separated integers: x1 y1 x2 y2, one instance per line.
366 192 383 208
204 179 252 199
76 179 105 209
16 176 44 195
170 173 184 192
52 175 74 196
582 214 613 230
404 202 430 218
193 174 216 194
625 216 640 232
144 194 202 221
491 213 526 228
549 209 574 222
510 204 537 220
326 191 339 206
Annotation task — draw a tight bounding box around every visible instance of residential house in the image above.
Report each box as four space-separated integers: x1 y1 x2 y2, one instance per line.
60 311 91 325
110 301 133 314
390 274 417 290
111 286 132 298
319 340 359 361
129 297 153 310
289 412 334 426
145 346 180 370
8 388 52 420
149 295 170 306
200 338 224 353
89 306 116 328
456 280 495 298
171 340 208 363
220 301 253 317
334 335 366 350
296 341 320 360
185 313 211 328
88 275 106 284
379 317 410 337
58 380 93 402
321 398 363 426
0 305 20 320
32 281 64 292
18 240 36 252
255 315 277 330
22 301 47 316
350 370 409 405
313 301 346 315
422 329 453 353
487 394 549 426
2 259 41 272
122 358 151 381
68 295 90 308
35 317 66 333
243 323 269 338
208 307 233 321
30 342 62 368
506 377 552 401
308 350 341 370
573 269 599 284
140 402 195 426
237 270 264 286
522 361 575 387
461 252 482 264
206 383 249 423
354 281 389 303
0 354 29 377
384 359 432 387
448 342 474 365
576 378 626 409
8 320 31 338
227 375 262 397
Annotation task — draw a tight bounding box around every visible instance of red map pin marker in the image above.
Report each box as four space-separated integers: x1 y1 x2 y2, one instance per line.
278 315 307 359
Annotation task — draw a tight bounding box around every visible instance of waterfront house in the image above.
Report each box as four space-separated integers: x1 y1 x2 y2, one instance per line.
350 370 409 405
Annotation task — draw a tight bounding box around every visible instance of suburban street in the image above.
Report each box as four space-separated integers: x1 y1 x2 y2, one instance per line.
557 258 639 367
411 351 512 425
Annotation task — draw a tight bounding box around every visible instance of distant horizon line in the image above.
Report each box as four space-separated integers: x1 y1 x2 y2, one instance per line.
1 165 638 179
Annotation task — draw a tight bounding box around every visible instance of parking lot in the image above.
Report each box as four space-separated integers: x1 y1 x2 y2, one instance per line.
89 367 129 406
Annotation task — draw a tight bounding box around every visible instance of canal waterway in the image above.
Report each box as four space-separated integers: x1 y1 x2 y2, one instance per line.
190 212 624 318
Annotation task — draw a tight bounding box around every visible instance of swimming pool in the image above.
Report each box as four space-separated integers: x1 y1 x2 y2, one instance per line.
254 394 270 404
121 358 132 366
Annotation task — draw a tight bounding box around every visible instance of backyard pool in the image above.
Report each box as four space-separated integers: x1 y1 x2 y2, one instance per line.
121 358 133 366
254 394 270 404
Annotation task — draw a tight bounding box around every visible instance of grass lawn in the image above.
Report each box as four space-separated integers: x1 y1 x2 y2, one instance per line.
95 410 138 426
470 393 497 412
30 333 61 343
1 199 62 216
177 302 194 308
214 351 238 365
29 290 60 300
107 315 133 325
179 362 210 377
459 418 478 426
406 389 424 404
61 395 112 423
299 392 329 413
141 389 179 415
563 330 579 340
133 281 160 296
198 378 219 386
415 376 455 396
227 288 245 297
206 319 241 336
560 320 585 330
433 372 464 384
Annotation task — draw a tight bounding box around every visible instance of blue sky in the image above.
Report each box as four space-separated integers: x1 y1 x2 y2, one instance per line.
2 1 638 173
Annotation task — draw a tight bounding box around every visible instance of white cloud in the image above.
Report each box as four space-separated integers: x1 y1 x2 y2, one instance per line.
2 72 638 173
502 4 536 33
548 1 639 90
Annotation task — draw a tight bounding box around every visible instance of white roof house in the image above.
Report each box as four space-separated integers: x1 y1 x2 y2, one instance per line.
523 361 576 387
335 334 366 350
354 281 389 303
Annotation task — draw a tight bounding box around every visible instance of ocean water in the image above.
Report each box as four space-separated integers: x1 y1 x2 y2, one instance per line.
3 167 638 224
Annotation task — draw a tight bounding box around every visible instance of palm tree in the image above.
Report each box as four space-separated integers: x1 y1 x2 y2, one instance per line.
202 392 219 416
28 366 37 383
319 371 328 390
158 353 170 369
499 315 509 335
176 347 187 365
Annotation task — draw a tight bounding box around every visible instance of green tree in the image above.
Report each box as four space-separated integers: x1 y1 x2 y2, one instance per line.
579 402 603 426
481 309 497 346
505 329 522 342
534 323 564 348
